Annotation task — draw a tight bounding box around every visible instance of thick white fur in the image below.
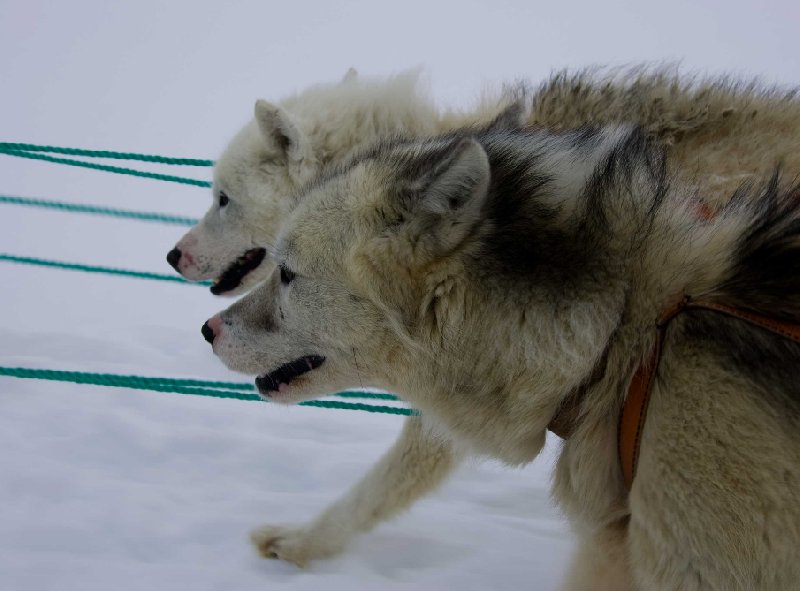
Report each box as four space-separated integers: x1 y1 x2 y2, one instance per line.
209 118 800 589
188 67 800 586
172 68 800 298
170 69 515 294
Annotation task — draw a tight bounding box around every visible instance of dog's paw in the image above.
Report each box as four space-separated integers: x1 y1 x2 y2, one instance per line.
250 524 345 567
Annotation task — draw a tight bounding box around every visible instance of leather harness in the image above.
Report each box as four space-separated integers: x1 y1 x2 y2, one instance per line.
549 296 800 492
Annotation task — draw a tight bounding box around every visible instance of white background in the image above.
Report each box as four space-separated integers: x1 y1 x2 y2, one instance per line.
1 1 797 590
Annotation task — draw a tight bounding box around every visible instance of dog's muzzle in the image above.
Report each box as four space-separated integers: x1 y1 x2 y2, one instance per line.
166 247 182 272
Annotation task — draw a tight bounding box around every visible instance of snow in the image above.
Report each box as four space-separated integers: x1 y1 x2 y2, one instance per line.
0 1 797 589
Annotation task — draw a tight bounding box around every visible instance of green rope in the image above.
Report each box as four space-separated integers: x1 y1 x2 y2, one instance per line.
0 144 408 416
0 194 199 226
0 143 213 166
189 385 397 401
0 253 212 287
0 366 397 401
0 366 411 416
301 399 411 414
0 149 212 188
318 390 398 401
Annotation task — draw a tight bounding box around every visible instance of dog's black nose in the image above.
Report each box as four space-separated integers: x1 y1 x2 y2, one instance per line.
166 247 182 271
201 321 215 344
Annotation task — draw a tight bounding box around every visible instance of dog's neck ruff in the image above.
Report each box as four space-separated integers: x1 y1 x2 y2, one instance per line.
548 296 800 492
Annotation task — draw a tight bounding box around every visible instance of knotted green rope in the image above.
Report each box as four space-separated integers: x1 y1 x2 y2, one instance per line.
0 366 410 415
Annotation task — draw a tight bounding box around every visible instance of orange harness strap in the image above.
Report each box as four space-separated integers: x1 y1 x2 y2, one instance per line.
618 298 800 491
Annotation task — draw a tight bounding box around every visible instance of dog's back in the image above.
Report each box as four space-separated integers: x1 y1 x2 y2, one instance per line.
534 127 800 590
528 69 800 204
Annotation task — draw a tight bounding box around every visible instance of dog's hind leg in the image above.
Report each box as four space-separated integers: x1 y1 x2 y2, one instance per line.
250 414 461 567
559 520 634 591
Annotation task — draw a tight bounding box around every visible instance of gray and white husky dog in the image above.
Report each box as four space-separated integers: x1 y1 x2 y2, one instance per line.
206 123 800 590
168 67 800 297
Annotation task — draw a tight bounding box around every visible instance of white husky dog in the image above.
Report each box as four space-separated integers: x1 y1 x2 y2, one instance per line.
168 68 800 298
167 69 523 295
206 122 800 590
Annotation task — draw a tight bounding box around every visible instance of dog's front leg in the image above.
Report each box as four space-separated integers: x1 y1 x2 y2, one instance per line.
251 414 461 567
560 521 634 591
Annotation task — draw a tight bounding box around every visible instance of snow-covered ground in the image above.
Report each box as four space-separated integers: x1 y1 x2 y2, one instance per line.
1 2 797 589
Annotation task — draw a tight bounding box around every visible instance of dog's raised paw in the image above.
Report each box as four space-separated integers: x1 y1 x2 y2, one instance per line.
250 522 350 567
250 525 314 568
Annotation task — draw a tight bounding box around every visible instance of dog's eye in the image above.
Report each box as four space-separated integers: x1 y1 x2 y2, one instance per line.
219 191 229 207
280 264 296 285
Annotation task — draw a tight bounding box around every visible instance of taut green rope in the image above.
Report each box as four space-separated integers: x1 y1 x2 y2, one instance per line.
0 253 212 287
0 366 397 401
0 143 409 417
0 149 212 188
0 194 199 226
0 143 213 166
0 366 411 416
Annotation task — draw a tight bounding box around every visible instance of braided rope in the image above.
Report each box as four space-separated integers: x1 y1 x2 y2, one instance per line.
0 142 411 417
0 366 411 416
0 253 211 287
0 366 397 401
0 143 213 166
0 149 212 188
0 194 199 226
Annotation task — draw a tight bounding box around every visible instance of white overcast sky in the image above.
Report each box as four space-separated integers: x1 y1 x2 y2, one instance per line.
1 0 798 160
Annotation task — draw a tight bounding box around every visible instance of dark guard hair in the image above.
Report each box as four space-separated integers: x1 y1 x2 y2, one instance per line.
682 177 800 409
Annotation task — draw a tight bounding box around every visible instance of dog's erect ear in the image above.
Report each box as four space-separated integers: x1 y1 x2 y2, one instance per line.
407 138 491 255
486 99 530 131
254 100 307 162
342 67 358 83
422 138 490 213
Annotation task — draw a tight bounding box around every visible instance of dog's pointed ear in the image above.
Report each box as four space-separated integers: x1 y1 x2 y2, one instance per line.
342 67 358 83
409 138 491 254
486 99 530 131
254 100 306 162
421 138 490 214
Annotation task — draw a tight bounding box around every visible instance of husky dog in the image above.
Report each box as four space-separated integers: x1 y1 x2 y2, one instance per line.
205 123 800 589
167 69 524 295
168 68 799 297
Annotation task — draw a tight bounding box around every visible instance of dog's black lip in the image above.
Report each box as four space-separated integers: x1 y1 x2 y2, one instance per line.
255 355 326 395
210 247 267 295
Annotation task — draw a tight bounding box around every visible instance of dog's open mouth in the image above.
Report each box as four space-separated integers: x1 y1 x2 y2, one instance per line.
210 248 267 295
255 355 326 397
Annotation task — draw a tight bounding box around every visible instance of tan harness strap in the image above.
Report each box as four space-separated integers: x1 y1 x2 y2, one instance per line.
618 298 800 491
618 325 665 490
689 301 800 344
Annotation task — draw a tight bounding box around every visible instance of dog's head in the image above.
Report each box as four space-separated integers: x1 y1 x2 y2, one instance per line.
203 125 677 464
204 134 498 402
167 69 534 297
168 100 317 296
